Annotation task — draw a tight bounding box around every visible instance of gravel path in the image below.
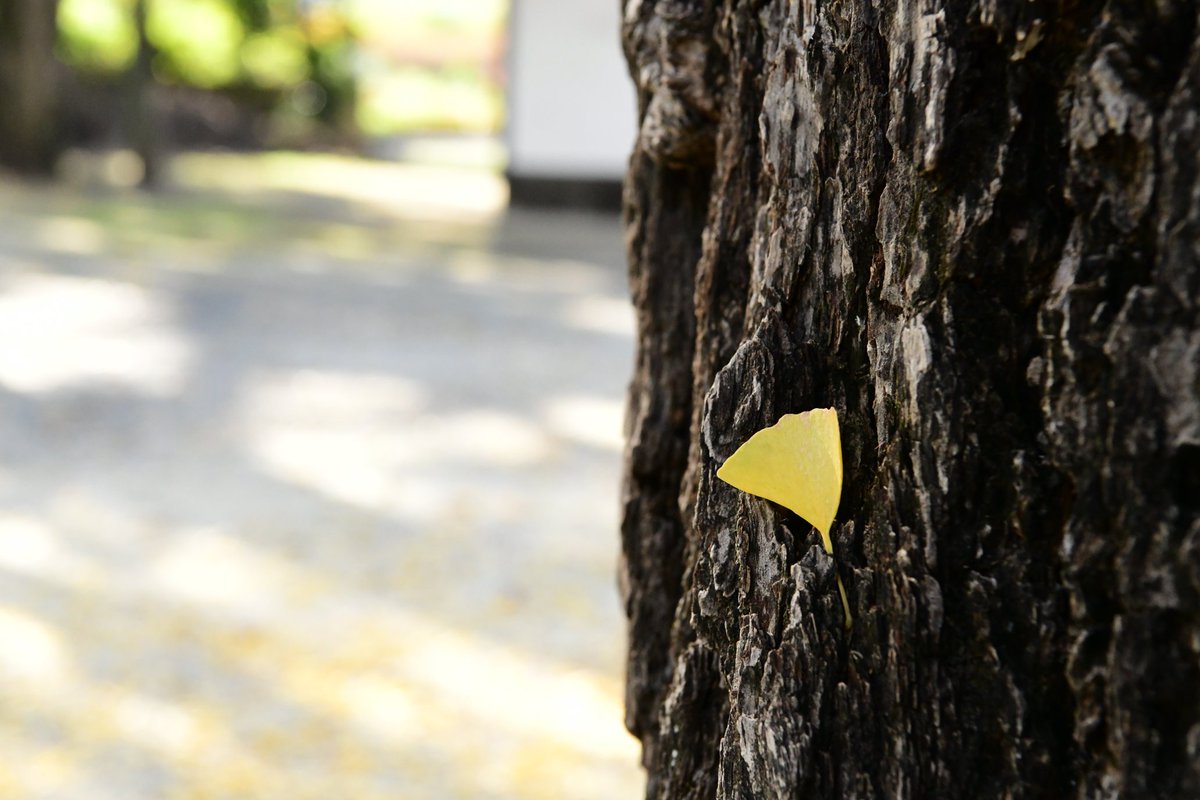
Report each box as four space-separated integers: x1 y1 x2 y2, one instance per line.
0 158 642 799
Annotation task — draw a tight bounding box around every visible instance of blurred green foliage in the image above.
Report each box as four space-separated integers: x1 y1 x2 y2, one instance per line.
57 0 138 73
358 66 501 136
350 0 505 133
54 0 506 138
56 0 357 140
146 0 246 88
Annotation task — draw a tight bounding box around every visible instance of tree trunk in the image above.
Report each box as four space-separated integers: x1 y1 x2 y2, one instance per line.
0 0 61 174
125 0 163 187
619 2 1200 798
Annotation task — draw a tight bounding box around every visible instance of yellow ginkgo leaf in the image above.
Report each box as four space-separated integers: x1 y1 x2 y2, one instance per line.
716 407 842 552
717 407 852 628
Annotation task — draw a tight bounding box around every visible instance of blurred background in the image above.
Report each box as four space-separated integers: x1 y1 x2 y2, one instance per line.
0 0 641 797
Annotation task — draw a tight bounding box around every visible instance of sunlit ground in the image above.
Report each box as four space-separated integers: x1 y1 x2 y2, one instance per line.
0 152 642 799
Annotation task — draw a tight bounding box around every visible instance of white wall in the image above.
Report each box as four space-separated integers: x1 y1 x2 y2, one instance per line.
506 0 637 180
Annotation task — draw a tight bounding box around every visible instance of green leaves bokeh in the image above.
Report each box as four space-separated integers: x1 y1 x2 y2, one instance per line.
54 0 504 135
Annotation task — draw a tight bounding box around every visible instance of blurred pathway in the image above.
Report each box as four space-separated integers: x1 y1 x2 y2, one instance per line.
0 154 642 799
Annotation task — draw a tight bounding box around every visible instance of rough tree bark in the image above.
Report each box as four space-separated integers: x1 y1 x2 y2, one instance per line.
619 2 1200 798
0 0 62 174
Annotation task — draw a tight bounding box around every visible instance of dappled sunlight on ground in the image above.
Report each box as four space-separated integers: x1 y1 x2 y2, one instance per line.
0 154 642 799
0 274 195 395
